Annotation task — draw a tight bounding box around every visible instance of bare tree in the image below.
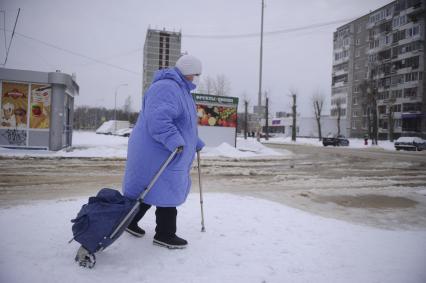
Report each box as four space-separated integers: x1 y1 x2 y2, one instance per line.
387 96 396 142
335 97 343 136
213 74 231 96
359 79 379 145
312 92 324 140
290 90 297 141
123 95 132 121
198 74 231 96
199 75 215 94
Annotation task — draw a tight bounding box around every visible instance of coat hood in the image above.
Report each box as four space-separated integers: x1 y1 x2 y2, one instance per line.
152 67 196 92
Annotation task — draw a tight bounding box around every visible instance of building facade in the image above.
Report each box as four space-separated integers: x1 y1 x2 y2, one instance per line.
332 0 426 139
142 28 181 96
260 116 348 138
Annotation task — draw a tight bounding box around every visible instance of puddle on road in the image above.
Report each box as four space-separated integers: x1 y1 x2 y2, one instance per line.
314 194 418 209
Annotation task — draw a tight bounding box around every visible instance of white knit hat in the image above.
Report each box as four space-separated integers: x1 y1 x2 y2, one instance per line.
175 54 202 76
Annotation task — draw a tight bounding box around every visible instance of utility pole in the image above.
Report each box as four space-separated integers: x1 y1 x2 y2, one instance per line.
292 93 297 141
258 0 264 107
2 8 20 66
114 83 128 133
244 100 248 139
265 96 269 140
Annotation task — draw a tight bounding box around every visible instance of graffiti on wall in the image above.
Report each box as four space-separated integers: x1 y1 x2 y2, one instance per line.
1 129 27 146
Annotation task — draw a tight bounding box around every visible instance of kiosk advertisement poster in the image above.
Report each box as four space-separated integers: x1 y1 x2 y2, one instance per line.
30 84 51 129
0 81 29 146
193 93 239 147
1 81 29 129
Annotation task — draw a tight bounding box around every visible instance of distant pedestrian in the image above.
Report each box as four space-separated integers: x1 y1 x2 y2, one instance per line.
122 54 205 249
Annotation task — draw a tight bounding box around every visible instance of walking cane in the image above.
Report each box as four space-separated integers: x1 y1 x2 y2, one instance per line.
197 151 206 232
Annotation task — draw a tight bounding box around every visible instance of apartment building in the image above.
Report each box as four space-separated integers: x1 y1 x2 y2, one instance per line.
142 28 181 96
331 0 426 139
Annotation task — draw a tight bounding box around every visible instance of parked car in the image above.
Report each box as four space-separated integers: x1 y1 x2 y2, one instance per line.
259 133 275 139
114 127 133 137
322 135 350 147
394 137 426 151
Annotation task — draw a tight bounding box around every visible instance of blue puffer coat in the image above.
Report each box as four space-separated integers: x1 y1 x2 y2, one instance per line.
122 67 205 207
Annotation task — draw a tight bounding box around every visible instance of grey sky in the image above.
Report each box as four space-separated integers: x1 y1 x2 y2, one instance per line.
1 0 391 116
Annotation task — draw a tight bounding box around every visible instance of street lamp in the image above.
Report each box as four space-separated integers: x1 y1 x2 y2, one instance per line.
114 83 128 133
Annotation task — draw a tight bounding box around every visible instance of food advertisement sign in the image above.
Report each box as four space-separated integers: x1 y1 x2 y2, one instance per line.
193 94 238 128
30 84 51 129
1 81 29 129
193 93 239 147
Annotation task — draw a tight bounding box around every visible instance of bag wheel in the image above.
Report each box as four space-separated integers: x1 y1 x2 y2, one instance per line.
75 246 96 269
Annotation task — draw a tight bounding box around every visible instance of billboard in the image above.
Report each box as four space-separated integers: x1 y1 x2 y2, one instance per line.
193 93 239 147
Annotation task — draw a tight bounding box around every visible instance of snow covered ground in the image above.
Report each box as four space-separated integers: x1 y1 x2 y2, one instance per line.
0 131 287 159
1 131 425 282
1 193 425 283
0 131 399 159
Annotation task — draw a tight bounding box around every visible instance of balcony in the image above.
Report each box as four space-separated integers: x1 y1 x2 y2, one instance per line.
396 67 413 75
332 81 348 88
332 69 349 77
406 2 425 18
333 57 349 65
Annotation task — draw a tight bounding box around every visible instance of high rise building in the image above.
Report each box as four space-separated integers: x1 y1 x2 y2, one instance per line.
331 0 425 139
142 28 182 96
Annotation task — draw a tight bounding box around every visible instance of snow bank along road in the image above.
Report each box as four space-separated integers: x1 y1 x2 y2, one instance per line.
0 144 425 230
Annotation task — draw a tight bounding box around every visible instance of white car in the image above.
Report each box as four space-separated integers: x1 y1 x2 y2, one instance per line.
394 137 426 151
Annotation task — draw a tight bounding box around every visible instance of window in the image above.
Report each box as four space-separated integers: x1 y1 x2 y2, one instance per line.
393 18 398 28
394 104 402 112
353 110 359 117
354 73 360 81
407 25 420 37
402 102 422 112
404 87 418 97
395 119 402 128
363 107 369 116
352 119 357 129
405 72 419 82
362 118 368 129
392 89 403 98
353 97 358 105
355 39 360 46
355 49 361 57
391 75 404 85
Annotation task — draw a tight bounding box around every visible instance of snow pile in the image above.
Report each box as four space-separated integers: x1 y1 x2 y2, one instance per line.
202 138 286 158
0 193 425 283
237 137 286 156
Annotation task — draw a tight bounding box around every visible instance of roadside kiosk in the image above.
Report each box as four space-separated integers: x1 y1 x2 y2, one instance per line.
0 68 79 150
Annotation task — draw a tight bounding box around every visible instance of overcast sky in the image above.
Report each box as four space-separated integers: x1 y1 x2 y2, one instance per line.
1 0 391 116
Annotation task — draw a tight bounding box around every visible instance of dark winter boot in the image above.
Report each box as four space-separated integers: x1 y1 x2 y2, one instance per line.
153 234 188 249
153 207 188 249
125 224 146 238
126 202 151 238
